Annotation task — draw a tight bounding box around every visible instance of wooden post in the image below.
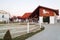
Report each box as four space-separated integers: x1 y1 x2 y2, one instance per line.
8 20 9 24
39 17 42 28
40 23 41 28
27 19 29 33
39 21 41 28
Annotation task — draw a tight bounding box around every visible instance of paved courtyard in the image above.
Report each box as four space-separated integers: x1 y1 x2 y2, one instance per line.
26 23 60 40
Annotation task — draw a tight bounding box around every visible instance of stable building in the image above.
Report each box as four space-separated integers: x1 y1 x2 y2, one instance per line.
29 6 59 24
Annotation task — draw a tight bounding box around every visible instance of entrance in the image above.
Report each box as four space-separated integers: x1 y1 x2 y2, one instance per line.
43 16 50 23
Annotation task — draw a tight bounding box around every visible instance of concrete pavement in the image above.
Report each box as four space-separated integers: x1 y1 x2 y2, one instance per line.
26 23 60 40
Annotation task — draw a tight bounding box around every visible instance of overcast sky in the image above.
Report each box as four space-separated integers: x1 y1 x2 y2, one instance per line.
0 0 60 16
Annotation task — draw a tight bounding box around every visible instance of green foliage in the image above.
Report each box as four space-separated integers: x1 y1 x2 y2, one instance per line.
0 39 3 40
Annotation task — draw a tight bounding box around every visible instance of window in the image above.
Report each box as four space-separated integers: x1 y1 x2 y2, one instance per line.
2 15 4 18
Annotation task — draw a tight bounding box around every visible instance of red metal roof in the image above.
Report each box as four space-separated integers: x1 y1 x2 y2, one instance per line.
22 12 32 19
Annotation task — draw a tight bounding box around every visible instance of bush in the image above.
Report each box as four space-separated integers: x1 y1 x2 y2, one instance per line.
3 30 12 40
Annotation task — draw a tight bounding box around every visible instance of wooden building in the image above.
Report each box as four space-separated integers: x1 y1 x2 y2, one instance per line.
29 6 59 24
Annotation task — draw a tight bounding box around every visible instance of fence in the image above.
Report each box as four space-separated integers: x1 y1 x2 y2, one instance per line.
0 22 40 39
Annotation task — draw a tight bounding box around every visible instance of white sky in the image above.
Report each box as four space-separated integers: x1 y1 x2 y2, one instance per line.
0 0 60 17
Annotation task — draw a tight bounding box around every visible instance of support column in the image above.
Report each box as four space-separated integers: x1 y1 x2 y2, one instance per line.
39 16 43 28
50 16 54 24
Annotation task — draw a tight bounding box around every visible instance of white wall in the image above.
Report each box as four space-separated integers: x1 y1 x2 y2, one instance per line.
0 13 10 22
0 14 3 21
50 16 54 24
54 16 57 23
39 16 43 23
39 16 56 24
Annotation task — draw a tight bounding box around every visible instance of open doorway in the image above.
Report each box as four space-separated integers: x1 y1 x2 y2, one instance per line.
43 16 50 23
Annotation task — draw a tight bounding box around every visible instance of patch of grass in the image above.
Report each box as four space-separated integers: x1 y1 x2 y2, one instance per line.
13 26 45 40
0 39 3 40
0 22 6 24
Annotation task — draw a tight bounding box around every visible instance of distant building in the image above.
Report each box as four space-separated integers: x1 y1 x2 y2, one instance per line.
10 16 18 22
0 10 10 23
17 12 31 22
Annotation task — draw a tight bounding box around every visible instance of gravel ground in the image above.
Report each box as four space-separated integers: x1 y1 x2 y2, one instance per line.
0 23 40 39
